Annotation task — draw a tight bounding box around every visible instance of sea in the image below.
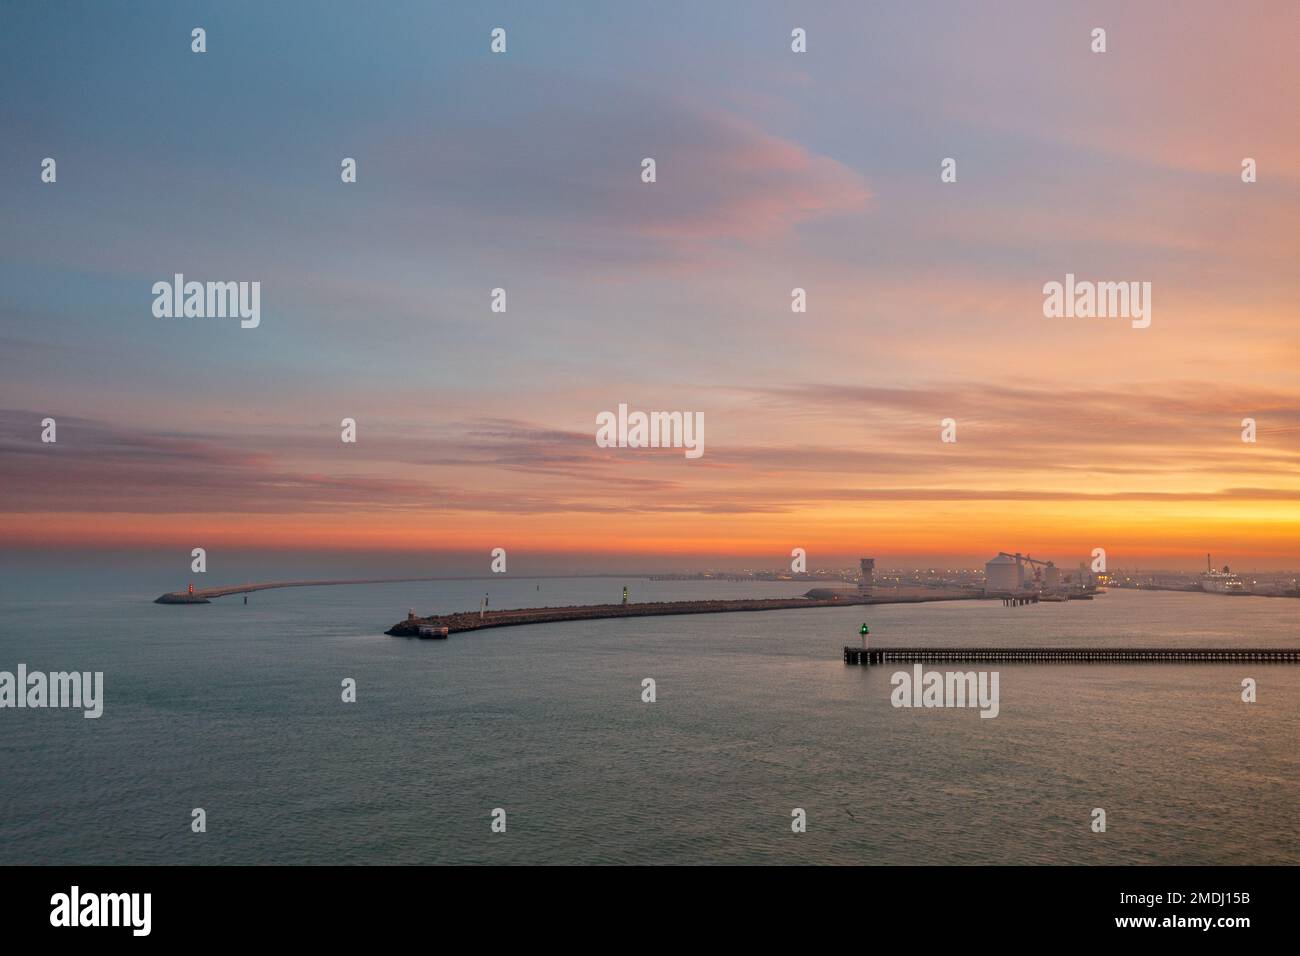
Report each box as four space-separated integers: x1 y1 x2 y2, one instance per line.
1 559 1296 865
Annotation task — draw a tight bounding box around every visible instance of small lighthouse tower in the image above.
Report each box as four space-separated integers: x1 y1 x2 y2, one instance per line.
858 558 875 598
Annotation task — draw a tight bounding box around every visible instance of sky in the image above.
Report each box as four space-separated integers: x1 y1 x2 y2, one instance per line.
1 1 1298 572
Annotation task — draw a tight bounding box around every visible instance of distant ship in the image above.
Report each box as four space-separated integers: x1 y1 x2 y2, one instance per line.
1201 554 1248 594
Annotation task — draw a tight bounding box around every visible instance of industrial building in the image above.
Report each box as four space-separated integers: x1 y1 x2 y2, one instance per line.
984 552 1081 597
859 558 875 596
984 554 1024 592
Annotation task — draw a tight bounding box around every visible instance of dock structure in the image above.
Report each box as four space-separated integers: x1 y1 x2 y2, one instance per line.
155 576 463 604
844 646 1300 665
388 592 983 637
391 599 854 636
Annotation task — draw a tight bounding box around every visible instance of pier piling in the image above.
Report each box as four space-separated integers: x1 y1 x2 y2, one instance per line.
843 646 1299 664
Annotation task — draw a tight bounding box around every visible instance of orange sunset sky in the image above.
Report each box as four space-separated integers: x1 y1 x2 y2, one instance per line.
1 2 1298 570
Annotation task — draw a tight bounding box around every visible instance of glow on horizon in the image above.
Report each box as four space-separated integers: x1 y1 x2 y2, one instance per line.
5 494 1298 570
1 3 1297 570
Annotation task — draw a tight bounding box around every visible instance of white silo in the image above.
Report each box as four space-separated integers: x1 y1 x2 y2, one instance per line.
984 554 1023 592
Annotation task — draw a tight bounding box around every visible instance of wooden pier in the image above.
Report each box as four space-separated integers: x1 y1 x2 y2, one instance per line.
844 646 1300 664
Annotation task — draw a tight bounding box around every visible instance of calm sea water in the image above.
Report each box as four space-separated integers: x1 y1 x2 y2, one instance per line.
1 563 1297 865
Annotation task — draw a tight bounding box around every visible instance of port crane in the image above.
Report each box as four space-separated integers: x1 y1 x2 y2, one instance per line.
998 552 1056 584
